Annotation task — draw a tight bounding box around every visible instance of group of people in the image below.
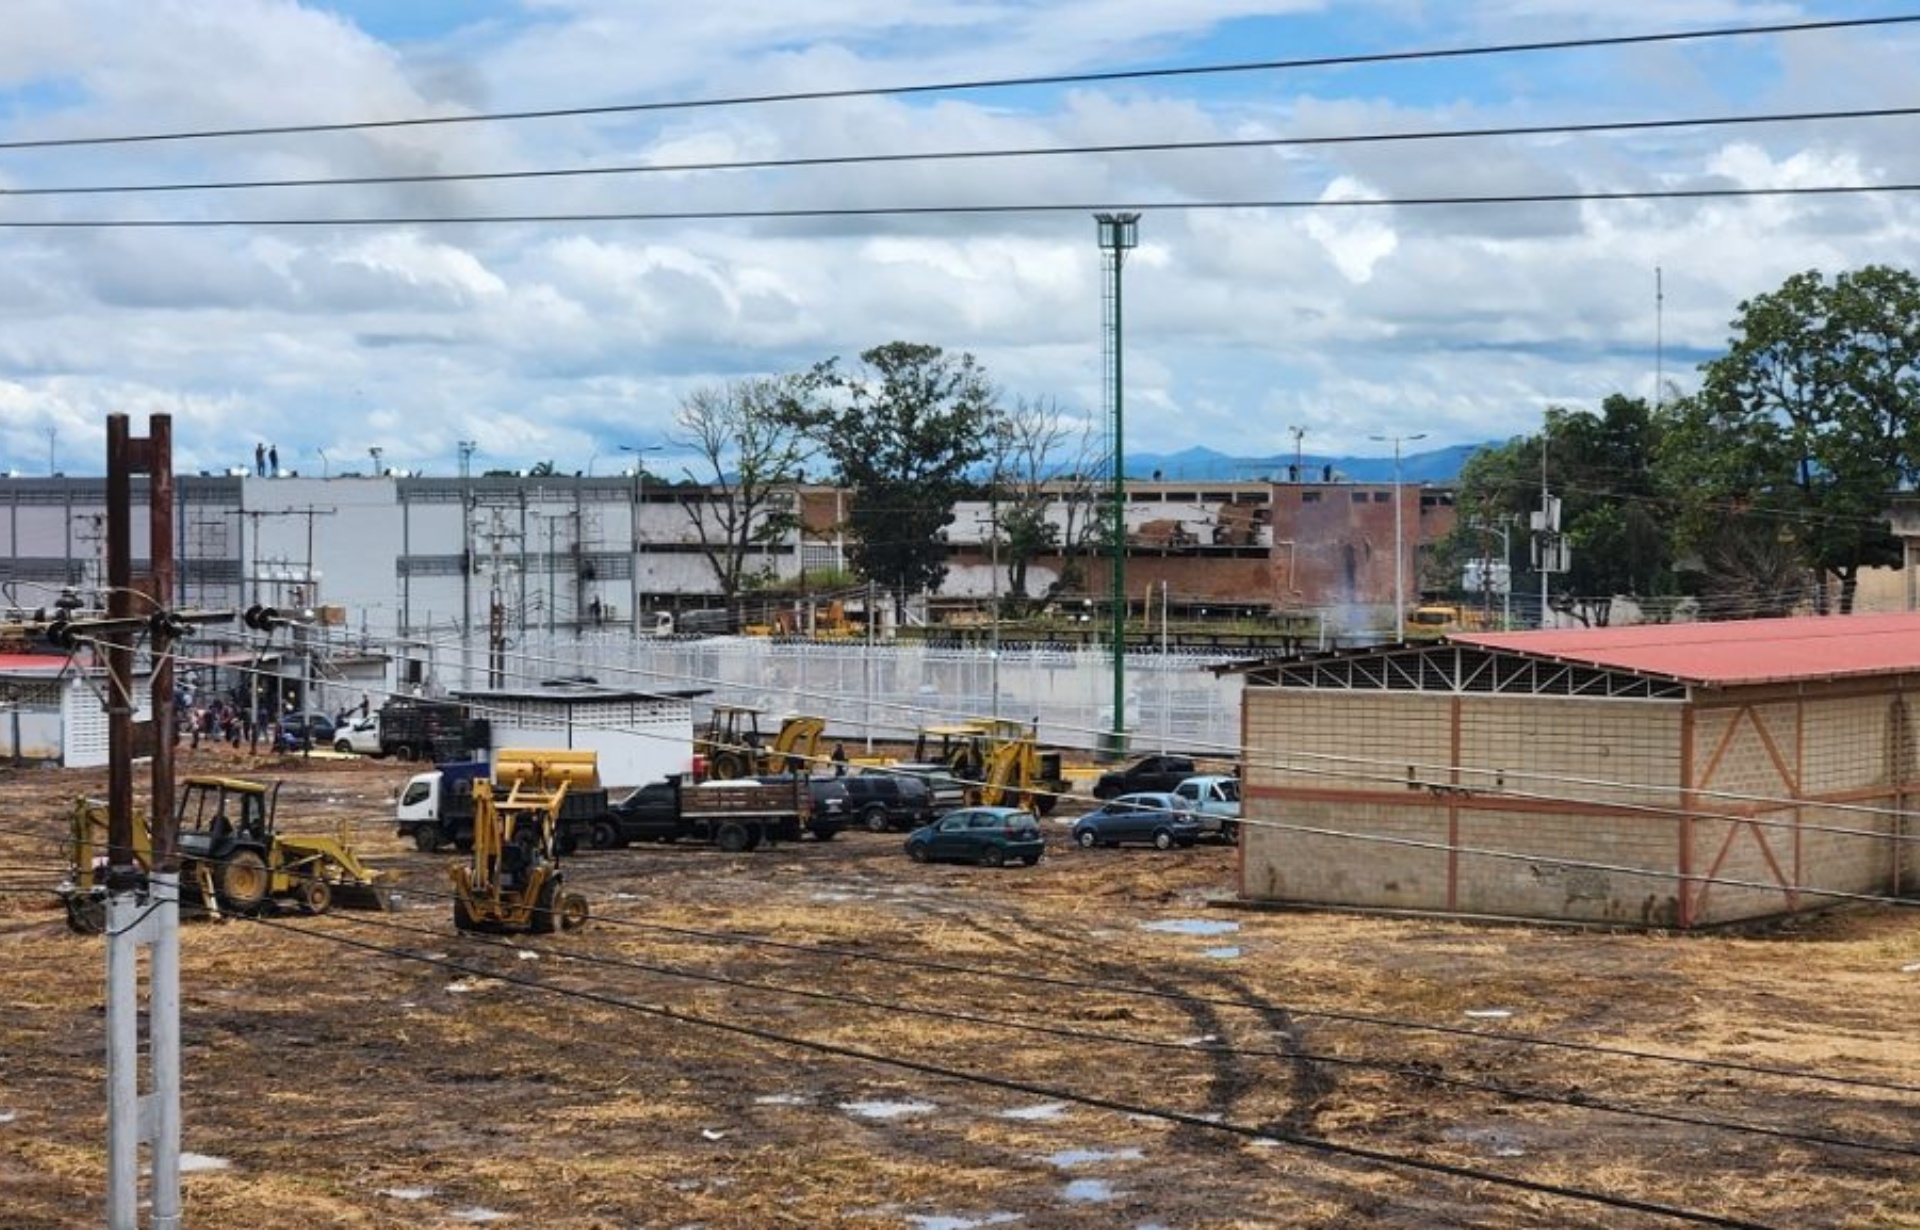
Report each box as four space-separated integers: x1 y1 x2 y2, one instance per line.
175 689 313 756
253 442 279 477
183 696 258 751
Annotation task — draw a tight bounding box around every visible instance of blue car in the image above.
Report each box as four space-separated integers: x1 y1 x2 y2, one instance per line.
904 806 1046 867
1071 792 1204 850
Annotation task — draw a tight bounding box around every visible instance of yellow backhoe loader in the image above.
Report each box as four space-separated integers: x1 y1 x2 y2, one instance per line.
696 705 826 780
915 718 1067 815
59 776 387 931
449 750 590 935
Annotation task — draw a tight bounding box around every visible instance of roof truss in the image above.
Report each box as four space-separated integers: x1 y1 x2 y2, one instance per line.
1247 643 1688 699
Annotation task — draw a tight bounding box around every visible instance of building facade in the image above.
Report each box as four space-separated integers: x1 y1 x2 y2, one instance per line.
0 472 1454 646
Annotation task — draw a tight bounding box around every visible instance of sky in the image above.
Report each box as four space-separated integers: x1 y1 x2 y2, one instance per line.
0 0 1916 480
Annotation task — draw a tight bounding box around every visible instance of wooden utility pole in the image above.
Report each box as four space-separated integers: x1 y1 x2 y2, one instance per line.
104 414 181 1230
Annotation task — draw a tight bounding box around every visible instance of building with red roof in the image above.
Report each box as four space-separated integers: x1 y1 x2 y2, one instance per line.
1230 614 1919 928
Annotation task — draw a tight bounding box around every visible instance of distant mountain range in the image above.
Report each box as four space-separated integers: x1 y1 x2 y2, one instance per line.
1125 443 1485 485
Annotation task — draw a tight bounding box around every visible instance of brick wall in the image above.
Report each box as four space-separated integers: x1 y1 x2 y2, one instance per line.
1685 687 1910 926
1243 679 1914 927
1243 690 1687 923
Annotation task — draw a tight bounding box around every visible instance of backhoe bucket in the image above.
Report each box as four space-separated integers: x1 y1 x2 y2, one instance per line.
275 832 392 912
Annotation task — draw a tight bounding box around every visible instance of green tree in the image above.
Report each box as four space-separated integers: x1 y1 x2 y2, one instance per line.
1449 395 1673 626
1658 265 1920 614
670 376 815 601
797 342 997 612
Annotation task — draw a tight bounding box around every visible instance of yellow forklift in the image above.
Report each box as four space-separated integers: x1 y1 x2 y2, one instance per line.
448 752 590 935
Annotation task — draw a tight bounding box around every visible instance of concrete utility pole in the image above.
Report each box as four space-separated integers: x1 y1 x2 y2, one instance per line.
1532 431 1564 628
621 443 664 636
103 414 183 1230
1371 432 1426 636
474 506 518 686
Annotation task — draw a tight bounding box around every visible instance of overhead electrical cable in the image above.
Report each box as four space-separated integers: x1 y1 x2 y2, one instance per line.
238 912 1788 1230
0 14 1910 151
6 104 1916 198
572 908 1920 1096
305 904 1920 1158
3 181 1916 229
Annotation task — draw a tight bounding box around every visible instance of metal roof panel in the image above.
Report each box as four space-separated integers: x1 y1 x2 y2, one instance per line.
1453 612 1920 686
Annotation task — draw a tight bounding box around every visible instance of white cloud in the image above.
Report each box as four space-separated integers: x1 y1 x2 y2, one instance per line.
0 0 1916 476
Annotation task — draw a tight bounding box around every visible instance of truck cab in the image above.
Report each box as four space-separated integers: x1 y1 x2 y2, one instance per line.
1172 774 1241 842
395 760 490 852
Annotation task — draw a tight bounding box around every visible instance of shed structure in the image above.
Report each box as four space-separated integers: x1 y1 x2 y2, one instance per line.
1233 614 1918 928
452 682 705 789
0 654 159 767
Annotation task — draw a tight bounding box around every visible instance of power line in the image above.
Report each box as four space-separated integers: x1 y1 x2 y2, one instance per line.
8 104 1917 198
3 181 1916 229
0 14 1910 151
572 908 1920 1097
238 911 1787 1229
310 903 1920 1158
5 794 1911 1101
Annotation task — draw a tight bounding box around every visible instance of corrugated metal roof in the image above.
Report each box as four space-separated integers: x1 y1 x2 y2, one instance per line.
0 653 71 674
1453 612 1920 686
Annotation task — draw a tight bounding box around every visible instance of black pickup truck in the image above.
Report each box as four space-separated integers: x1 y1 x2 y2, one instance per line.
1091 754 1199 800
588 775 840 851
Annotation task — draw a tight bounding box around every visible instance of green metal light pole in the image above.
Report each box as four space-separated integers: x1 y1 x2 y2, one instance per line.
1096 212 1139 755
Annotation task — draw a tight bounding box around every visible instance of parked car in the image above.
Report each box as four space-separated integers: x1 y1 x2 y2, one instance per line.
1072 792 1205 850
1091 754 1199 800
843 770 938 832
276 711 336 751
903 806 1045 867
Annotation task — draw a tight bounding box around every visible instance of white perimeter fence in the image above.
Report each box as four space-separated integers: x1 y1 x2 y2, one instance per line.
451 633 1247 759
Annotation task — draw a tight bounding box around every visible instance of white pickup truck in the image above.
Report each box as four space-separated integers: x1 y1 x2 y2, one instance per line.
332 713 382 755
1172 774 1241 842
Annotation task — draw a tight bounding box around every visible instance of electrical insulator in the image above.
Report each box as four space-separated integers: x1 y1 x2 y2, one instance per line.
45 616 77 649
243 604 282 631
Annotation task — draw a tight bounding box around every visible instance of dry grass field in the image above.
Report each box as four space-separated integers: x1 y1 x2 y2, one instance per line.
1 749 1916 1229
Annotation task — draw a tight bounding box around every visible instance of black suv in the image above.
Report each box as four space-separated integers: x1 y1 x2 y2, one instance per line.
840 771 938 833
1092 754 1199 800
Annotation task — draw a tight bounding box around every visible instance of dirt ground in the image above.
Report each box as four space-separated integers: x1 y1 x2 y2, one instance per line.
1 748 1916 1230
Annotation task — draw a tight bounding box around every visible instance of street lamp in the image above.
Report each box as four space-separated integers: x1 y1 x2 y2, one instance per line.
1096 210 1140 754
1370 431 1426 637
621 443 664 636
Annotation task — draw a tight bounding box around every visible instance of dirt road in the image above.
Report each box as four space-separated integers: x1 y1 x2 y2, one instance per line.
1 752 1916 1229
